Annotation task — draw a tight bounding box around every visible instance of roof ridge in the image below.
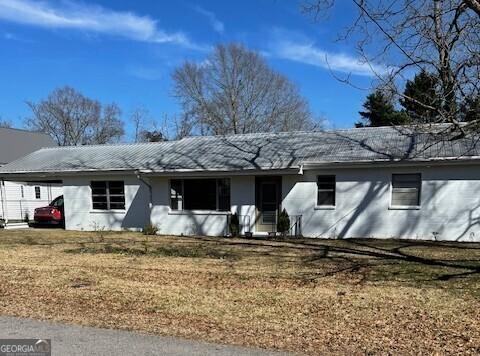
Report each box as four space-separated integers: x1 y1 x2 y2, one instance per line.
28 124 458 152
178 125 431 140
180 130 324 141
35 127 388 151
38 140 173 150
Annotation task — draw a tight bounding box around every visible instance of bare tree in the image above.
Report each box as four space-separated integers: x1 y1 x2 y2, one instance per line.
302 0 480 138
173 112 196 139
172 43 317 136
130 109 171 142
130 107 150 143
0 118 12 128
26 86 124 146
465 0 480 15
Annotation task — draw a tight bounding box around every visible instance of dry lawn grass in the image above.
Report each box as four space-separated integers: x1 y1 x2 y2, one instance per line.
0 229 479 355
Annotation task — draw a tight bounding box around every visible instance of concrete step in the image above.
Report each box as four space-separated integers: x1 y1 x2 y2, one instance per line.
4 222 30 230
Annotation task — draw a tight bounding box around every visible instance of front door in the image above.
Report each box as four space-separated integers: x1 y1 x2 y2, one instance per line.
255 177 281 233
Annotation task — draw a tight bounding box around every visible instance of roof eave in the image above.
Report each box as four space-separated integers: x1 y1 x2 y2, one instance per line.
0 168 138 181
302 156 480 169
138 167 301 177
0 167 302 179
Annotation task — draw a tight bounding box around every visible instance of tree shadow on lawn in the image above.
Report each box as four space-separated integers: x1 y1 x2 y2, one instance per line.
6 229 480 288
59 234 480 288
64 241 241 261
183 236 480 286
291 238 480 286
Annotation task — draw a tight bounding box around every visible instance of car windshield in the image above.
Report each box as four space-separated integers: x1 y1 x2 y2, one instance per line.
50 196 63 207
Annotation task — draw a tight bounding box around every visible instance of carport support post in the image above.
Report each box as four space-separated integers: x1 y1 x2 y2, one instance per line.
136 172 153 229
0 179 7 225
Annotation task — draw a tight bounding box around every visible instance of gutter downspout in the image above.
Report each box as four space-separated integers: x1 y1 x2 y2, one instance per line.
0 179 7 226
135 171 153 227
298 164 304 175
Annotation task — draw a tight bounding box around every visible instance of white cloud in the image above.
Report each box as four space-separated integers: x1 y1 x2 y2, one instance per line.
0 0 202 49
272 39 389 77
127 66 163 81
193 5 224 34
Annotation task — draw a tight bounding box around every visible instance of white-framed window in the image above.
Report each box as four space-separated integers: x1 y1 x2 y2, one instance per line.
34 186 41 199
170 178 230 211
391 173 421 208
91 181 125 210
317 175 336 207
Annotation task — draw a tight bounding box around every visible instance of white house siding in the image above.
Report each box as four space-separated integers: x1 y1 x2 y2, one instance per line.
62 175 257 235
282 165 480 241
59 164 480 241
150 176 256 236
63 175 149 231
0 181 63 221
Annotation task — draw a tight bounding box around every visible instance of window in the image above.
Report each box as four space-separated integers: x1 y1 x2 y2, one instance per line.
217 178 231 211
91 181 125 210
170 179 183 210
317 175 335 207
391 173 421 207
170 178 230 211
34 186 41 200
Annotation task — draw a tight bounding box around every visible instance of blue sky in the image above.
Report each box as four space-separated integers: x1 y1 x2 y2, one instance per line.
0 0 377 138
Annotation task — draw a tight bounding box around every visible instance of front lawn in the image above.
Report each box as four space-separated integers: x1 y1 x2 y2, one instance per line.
0 229 479 354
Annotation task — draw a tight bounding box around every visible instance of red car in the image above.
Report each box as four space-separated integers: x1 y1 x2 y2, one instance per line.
34 196 64 227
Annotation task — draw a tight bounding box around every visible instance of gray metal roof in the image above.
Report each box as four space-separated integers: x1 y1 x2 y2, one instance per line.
0 127 57 166
0 126 479 175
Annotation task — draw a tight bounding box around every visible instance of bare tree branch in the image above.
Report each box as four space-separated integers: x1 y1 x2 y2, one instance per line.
26 86 124 146
172 43 318 136
302 0 480 139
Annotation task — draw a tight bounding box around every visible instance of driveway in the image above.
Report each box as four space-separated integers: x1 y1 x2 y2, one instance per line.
0 316 293 356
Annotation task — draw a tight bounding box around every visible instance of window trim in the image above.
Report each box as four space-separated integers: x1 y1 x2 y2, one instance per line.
389 173 422 210
316 175 336 209
90 181 126 211
169 178 231 213
34 186 41 200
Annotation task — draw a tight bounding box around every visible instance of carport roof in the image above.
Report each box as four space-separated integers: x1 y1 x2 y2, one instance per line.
0 125 479 175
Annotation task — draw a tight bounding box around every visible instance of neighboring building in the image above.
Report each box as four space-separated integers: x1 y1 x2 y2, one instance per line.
0 127 63 221
0 125 479 241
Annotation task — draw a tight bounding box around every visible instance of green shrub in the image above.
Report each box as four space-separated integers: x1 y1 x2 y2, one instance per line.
143 223 159 236
277 209 290 236
229 213 240 237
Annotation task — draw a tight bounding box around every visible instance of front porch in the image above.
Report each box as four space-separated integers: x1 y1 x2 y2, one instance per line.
148 173 303 237
227 213 303 238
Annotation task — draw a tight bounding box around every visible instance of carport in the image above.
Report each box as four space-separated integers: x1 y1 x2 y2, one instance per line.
0 175 63 229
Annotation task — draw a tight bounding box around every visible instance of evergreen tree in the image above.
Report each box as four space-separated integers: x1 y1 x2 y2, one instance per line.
461 95 480 123
277 209 290 236
356 90 408 127
400 71 439 123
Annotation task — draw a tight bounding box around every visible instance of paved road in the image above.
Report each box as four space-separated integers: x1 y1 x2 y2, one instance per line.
0 316 293 356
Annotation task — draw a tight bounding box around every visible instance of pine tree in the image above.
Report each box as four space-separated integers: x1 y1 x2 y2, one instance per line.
400 71 440 123
461 95 480 123
229 213 240 237
277 209 290 236
356 90 409 127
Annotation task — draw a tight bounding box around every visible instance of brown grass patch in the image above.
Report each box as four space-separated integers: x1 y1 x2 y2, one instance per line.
0 229 479 354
